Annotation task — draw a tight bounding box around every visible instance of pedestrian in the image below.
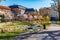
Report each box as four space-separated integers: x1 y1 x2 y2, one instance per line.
43 23 46 29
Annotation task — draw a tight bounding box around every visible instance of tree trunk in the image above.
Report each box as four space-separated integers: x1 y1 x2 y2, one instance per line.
58 11 60 21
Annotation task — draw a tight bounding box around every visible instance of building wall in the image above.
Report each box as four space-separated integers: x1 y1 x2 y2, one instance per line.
51 0 59 20
51 10 59 18
0 9 14 20
12 8 19 15
11 8 25 17
19 8 25 14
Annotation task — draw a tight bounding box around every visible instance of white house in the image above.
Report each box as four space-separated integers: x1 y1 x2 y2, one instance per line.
51 0 59 20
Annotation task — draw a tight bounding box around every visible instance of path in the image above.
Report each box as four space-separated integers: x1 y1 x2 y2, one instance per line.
15 24 60 40
45 24 60 31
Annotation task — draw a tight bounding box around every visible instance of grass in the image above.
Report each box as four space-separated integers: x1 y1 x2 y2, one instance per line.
55 21 60 25
46 24 50 29
45 23 51 29
0 29 29 40
12 21 30 25
57 23 60 25
0 21 30 40
0 21 51 40
0 33 18 40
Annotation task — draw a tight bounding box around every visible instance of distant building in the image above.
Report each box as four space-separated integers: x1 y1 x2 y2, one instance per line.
9 5 27 20
39 7 52 17
0 6 13 21
25 8 38 15
51 0 59 21
25 8 38 20
9 5 26 17
25 8 35 14
9 4 38 21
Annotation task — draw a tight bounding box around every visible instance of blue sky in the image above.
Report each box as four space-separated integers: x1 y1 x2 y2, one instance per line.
0 0 53 10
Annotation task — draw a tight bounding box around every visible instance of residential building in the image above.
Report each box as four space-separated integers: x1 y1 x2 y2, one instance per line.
9 5 26 16
9 5 26 20
51 0 59 21
0 6 14 21
9 4 38 21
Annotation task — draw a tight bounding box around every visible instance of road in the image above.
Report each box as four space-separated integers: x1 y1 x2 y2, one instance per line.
15 24 60 40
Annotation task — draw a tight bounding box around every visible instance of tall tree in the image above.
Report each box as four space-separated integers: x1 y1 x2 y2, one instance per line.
58 0 60 21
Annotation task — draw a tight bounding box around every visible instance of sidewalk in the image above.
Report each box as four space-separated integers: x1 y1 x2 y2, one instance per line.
15 24 60 40
46 24 60 31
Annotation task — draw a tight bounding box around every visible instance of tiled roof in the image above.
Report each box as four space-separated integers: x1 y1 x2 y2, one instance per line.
0 6 11 10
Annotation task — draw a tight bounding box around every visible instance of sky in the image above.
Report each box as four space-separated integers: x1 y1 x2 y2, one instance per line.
0 0 53 10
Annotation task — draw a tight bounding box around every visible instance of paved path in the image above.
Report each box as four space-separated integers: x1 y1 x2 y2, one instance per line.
45 24 60 31
15 24 60 40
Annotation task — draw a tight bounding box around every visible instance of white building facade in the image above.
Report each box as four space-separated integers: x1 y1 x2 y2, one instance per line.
51 0 59 20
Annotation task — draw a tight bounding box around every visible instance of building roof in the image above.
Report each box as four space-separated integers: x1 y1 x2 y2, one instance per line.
9 5 26 9
0 6 11 10
25 8 35 12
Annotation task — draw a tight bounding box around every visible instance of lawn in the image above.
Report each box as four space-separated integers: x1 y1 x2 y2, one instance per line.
0 21 51 40
12 21 30 25
0 21 30 40
57 23 60 25
56 21 60 25
46 23 51 28
0 33 19 40
0 29 29 40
